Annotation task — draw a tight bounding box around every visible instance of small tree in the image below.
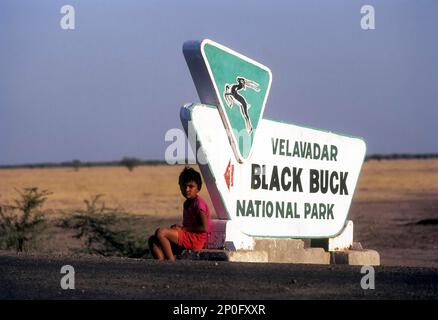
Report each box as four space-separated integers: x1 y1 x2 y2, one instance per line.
0 187 50 251
59 195 148 257
120 157 142 172
72 159 81 171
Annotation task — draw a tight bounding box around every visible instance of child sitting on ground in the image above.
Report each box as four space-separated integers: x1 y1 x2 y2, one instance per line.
148 167 211 261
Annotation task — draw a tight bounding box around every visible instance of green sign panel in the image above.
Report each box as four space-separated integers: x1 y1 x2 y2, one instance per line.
184 39 272 162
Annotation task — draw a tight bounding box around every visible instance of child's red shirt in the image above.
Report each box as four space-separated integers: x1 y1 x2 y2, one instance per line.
178 195 211 250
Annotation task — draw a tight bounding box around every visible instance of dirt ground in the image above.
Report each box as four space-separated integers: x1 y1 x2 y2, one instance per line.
349 159 438 268
0 159 437 267
1 251 437 300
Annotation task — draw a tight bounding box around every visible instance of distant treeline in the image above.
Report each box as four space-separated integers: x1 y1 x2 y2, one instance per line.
1 154 438 169
365 153 438 161
0 157 166 170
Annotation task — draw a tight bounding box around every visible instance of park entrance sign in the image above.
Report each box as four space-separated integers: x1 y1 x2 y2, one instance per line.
182 40 366 238
181 105 366 238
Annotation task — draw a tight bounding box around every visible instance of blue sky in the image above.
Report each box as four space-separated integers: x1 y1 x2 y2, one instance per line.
0 0 437 165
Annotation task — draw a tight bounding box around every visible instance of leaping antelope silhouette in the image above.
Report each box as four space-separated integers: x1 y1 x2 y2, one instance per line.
224 77 260 134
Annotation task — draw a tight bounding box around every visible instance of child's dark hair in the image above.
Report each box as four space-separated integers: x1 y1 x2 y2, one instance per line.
179 167 202 190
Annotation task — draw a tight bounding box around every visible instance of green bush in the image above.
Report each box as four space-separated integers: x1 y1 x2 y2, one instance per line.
0 188 50 251
59 195 148 258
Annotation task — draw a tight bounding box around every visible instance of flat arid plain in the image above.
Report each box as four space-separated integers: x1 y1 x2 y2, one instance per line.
0 159 437 300
0 159 437 268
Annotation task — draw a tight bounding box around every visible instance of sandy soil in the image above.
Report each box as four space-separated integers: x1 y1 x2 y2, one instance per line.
0 160 437 267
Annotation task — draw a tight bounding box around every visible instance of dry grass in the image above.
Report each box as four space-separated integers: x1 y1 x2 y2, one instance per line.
0 160 437 267
354 159 438 202
0 165 216 220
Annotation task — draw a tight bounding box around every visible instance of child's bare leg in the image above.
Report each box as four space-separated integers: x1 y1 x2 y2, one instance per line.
148 235 164 261
156 227 179 262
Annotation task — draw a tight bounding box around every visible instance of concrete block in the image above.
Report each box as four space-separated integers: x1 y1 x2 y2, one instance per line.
205 226 330 264
254 238 305 251
330 249 380 266
203 221 331 264
254 238 317 263
273 248 330 264
227 250 269 263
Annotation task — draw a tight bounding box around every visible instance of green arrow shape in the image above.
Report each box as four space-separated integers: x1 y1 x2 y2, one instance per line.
184 39 272 162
